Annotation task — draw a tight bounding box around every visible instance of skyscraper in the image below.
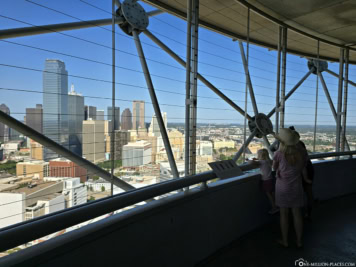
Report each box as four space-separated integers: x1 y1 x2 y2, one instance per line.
121 108 132 130
149 112 167 137
132 101 145 130
113 130 130 161
82 120 105 163
68 84 84 156
108 106 120 130
26 104 43 133
96 110 104 121
43 59 68 160
0 104 10 143
149 114 160 136
84 105 97 120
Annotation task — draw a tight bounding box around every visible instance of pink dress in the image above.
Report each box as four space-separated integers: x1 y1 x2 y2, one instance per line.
273 151 305 208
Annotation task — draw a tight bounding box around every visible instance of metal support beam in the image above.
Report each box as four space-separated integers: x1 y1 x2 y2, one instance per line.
0 110 135 191
146 9 164 17
336 49 344 153
0 18 123 40
325 69 356 88
143 30 253 121
341 49 349 152
184 0 192 176
280 27 287 128
267 69 313 118
318 72 350 151
110 0 116 196
313 41 320 152
318 73 338 121
238 41 258 116
189 0 199 175
275 26 282 134
233 129 257 161
242 8 250 162
239 40 273 156
132 30 179 179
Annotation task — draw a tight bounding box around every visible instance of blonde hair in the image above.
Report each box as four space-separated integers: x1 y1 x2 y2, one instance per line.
279 142 302 165
257 149 271 164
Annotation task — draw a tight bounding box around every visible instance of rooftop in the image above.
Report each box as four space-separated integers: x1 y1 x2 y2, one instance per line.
8 181 57 194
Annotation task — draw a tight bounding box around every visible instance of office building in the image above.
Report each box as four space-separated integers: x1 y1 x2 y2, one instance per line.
26 104 43 133
3 141 21 155
0 104 10 143
122 140 152 167
105 130 130 161
114 130 130 160
49 158 87 183
108 107 120 130
149 112 167 137
132 101 145 130
0 177 85 228
68 84 84 156
96 110 104 121
84 106 96 120
121 108 132 130
43 59 68 160
82 120 105 163
62 178 87 208
10 128 21 140
199 141 213 156
30 139 43 160
16 161 50 179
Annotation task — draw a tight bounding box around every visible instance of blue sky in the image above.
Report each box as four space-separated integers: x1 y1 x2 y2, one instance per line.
1 0 356 129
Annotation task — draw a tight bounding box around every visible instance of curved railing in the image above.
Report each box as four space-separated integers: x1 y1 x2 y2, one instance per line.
0 150 355 252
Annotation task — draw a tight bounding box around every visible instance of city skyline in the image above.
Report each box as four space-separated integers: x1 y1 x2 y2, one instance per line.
2 1 356 129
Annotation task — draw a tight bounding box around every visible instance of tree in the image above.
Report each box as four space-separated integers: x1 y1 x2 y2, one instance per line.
101 186 105 192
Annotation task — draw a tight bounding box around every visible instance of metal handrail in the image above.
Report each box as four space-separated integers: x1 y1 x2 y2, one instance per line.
0 161 260 252
309 150 356 160
0 150 354 252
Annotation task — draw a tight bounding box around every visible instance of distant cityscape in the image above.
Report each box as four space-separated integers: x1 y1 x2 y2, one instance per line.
1 59 356 252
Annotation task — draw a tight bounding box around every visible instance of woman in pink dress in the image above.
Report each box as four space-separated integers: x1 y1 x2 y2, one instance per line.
272 128 311 248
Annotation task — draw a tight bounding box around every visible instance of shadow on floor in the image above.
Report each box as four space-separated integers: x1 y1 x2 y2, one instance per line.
198 194 356 267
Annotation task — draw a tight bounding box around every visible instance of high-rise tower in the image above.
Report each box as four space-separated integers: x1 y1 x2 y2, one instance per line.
121 108 132 130
43 59 68 160
108 106 120 130
68 84 84 156
26 104 43 133
132 101 145 130
0 104 10 143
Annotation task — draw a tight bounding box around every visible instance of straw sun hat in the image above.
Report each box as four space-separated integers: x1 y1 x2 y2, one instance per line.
273 128 300 146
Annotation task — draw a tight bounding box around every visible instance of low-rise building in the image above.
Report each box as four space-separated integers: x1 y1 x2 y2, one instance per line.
213 140 235 150
3 141 22 155
25 193 64 221
0 192 25 228
122 140 152 167
62 178 87 208
49 158 87 183
16 161 49 179
30 139 43 160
